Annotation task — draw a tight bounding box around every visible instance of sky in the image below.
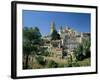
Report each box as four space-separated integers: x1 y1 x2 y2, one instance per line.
23 10 91 36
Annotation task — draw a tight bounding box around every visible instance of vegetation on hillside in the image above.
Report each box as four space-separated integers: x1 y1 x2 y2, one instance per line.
23 27 91 69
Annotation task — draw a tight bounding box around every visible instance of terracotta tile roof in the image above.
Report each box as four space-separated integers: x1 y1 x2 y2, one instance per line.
53 48 62 51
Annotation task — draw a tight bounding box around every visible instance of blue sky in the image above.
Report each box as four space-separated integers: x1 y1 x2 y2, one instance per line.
23 10 91 36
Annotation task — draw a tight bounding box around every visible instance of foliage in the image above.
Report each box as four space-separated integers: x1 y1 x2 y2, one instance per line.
77 58 91 66
38 47 50 56
23 27 42 55
72 61 80 67
24 27 41 38
66 54 80 67
23 27 42 69
74 38 91 61
46 60 58 68
74 44 84 60
41 51 50 56
35 56 46 65
51 30 61 40
82 38 91 58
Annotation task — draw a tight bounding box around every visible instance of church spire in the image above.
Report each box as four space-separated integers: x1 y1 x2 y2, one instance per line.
50 21 55 34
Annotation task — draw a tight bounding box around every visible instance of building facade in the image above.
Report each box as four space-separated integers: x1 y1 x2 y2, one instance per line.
42 22 90 58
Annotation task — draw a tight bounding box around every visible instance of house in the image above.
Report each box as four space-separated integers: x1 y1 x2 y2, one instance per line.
42 22 90 59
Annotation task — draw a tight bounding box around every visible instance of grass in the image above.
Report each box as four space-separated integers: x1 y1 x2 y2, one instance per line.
77 58 91 66
44 57 91 67
23 55 91 69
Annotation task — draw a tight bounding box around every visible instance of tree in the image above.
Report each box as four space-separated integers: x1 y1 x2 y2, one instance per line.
51 30 61 40
74 37 91 61
32 27 42 44
74 44 84 60
23 27 42 69
82 38 91 58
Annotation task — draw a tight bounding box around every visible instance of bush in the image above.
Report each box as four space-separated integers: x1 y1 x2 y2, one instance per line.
65 60 80 67
46 60 58 68
74 38 91 61
76 52 84 61
72 61 80 67
67 62 72 67
35 56 46 65
58 63 64 67
42 51 50 56
65 54 80 67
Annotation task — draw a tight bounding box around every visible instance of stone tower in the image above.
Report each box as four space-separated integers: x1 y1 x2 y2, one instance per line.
58 26 63 35
50 21 55 34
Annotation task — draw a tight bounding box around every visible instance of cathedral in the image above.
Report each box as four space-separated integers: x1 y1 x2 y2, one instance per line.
41 21 90 59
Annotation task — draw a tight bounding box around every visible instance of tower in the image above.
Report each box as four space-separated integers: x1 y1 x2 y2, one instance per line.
50 21 55 34
58 26 63 35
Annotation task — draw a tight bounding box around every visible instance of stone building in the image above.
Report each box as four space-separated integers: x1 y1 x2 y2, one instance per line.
42 22 90 58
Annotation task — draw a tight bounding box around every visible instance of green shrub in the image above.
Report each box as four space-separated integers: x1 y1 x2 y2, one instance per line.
67 62 72 67
74 38 91 61
42 51 50 56
76 53 84 61
65 54 80 67
58 63 64 67
46 60 58 68
72 61 80 67
35 56 46 65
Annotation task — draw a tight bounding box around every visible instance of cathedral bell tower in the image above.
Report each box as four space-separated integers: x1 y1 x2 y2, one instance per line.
58 26 63 35
50 21 55 34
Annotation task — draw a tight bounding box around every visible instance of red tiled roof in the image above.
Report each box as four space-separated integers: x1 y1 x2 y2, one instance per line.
53 48 62 51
